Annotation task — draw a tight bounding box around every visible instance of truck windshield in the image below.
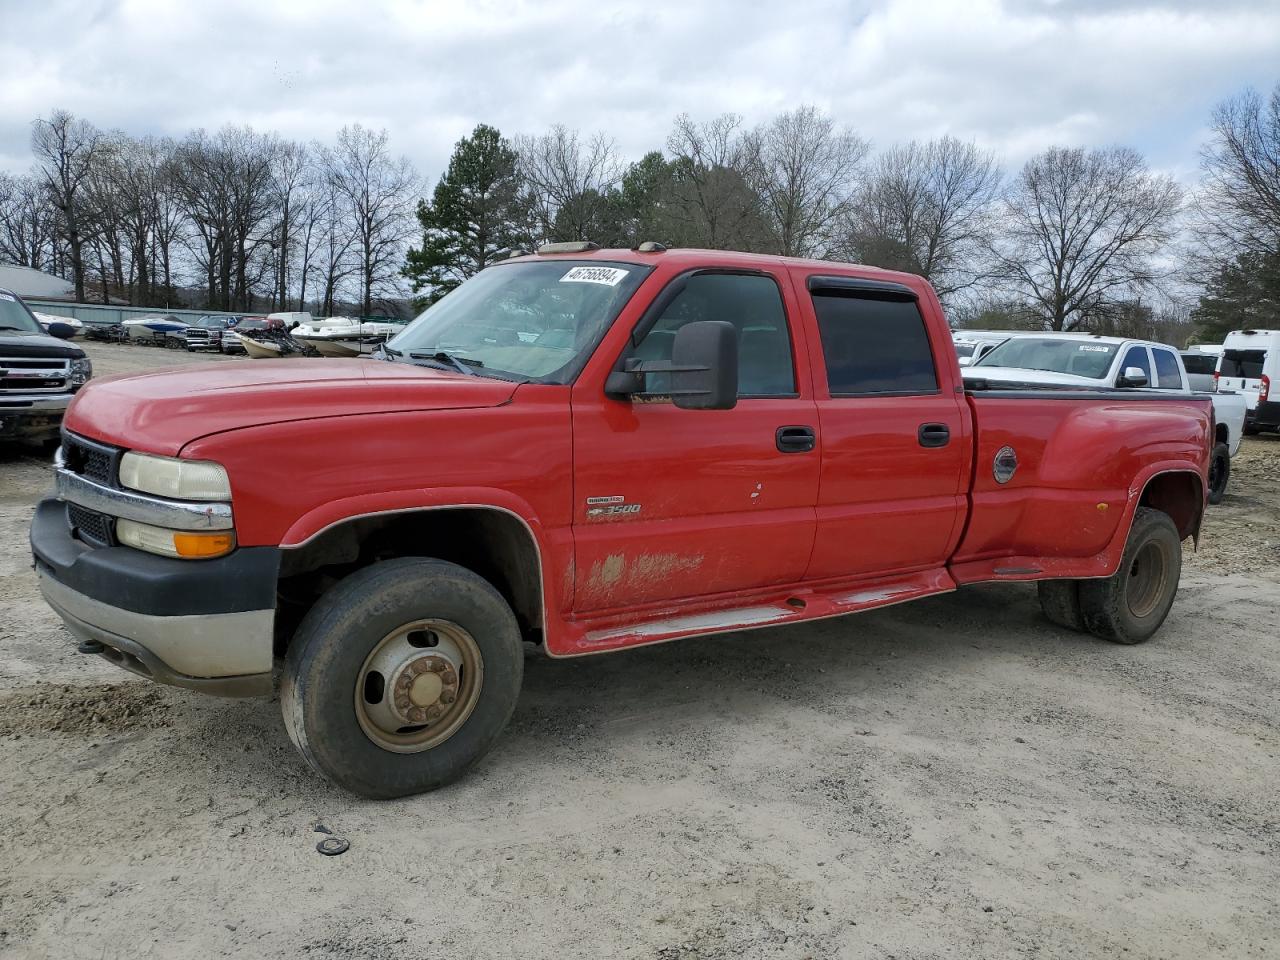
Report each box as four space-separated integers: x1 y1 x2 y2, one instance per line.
388 260 649 383
0 292 42 333
975 337 1119 378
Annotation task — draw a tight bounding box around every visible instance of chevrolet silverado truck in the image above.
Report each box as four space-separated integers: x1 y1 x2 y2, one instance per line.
1 287 92 444
966 332 1245 503
31 245 1212 798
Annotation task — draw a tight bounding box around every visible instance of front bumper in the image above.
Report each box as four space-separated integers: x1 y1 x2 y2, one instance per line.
30 498 280 697
0 393 73 441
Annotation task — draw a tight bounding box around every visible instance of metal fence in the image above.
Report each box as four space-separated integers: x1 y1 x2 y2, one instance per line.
22 299 244 328
23 299 410 329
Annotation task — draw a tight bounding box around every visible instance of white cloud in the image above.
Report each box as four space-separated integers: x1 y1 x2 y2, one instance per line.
0 0 1276 183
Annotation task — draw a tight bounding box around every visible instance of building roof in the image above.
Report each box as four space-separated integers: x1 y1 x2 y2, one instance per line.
0 263 76 300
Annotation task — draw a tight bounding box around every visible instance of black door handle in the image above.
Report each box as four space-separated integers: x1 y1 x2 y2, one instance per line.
918 423 950 448
776 425 816 453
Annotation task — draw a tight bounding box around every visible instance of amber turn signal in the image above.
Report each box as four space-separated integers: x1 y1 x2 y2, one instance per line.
173 531 236 559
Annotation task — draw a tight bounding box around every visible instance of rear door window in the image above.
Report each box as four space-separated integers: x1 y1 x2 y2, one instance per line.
1222 349 1266 380
1152 348 1183 389
1181 353 1217 376
812 292 938 396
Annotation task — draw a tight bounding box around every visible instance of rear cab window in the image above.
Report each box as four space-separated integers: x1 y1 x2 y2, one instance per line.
809 284 938 396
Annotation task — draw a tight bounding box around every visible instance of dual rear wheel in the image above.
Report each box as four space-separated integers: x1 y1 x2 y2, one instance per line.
1037 506 1182 644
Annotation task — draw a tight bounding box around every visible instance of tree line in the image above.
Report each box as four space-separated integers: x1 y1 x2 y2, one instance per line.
2 85 1278 340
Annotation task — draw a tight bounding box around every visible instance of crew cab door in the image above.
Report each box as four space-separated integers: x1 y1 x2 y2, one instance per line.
570 269 819 613
799 276 970 580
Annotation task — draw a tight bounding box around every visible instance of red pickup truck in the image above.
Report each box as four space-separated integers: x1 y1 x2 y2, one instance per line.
31 245 1212 797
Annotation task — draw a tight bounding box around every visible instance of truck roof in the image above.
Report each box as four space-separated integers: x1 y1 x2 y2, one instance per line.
508 246 930 286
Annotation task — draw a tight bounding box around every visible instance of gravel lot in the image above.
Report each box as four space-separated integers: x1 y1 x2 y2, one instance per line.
1 342 1278 959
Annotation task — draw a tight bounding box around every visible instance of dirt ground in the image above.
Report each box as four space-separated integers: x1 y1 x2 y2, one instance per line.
1 342 1278 959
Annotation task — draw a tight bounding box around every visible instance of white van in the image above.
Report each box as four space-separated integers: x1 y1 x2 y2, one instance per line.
1216 330 1280 434
952 330 1012 367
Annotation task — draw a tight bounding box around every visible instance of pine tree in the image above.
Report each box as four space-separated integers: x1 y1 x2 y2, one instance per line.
403 124 527 302
1191 249 1280 342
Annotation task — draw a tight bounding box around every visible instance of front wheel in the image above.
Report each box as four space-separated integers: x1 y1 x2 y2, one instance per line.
281 558 523 798
1078 507 1182 644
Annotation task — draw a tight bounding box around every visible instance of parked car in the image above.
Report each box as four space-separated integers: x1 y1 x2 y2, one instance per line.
1215 329 1280 435
0 287 92 443
969 333 1245 502
1180 347 1222 392
952 330 1011 366
184 315 241 352
32 245 1213 797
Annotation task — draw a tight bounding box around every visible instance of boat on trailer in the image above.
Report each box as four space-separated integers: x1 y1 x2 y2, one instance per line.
291 316 401 358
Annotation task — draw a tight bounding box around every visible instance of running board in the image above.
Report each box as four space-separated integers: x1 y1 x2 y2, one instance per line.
554 567 956 657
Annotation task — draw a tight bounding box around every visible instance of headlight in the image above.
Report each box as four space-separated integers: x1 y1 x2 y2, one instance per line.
118 452 232 500
116 519 236 559
70 356 92 385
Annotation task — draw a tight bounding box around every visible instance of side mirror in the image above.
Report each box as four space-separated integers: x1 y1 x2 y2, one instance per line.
46 321 77 340
1118 366 1149 388
605 320 738 410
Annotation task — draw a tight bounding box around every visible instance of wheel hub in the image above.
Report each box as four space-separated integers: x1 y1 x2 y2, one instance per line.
354 619 484 754
391 655 459 722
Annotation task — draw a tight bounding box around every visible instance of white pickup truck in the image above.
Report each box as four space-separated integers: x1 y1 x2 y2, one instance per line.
965 333 1246 503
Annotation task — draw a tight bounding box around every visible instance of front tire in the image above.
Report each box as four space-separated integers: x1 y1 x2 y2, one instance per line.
1078 507 1182 645
1207 442 1230 504
281 558 523 798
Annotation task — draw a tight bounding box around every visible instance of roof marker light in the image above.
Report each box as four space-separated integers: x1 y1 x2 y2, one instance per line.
536 241 600 254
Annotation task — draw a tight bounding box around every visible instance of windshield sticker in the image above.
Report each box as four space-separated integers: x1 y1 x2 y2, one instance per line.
1077 344 1109 352
0 293 14 301
561 266 627 286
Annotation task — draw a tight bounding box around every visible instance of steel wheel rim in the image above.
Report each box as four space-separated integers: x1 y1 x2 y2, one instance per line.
354 619 484 754
1126 541 1169 619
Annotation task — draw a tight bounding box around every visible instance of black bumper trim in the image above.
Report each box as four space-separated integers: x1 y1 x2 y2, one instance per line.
30 497 280 617
1252 399 1280 428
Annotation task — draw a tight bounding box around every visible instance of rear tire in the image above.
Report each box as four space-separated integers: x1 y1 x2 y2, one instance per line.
281 557 523 799
1207 442 1230 504
1243 422 1260 436
1078 507 1182 645
1037 579 1085 631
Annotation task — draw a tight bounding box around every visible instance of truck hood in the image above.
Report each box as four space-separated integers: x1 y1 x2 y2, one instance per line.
0 328 87 358
963 366 1104 388
63 358 518 455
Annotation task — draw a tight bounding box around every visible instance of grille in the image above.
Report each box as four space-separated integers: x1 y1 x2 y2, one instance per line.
62 433 118 486
0 355 70 393
67 503 113 547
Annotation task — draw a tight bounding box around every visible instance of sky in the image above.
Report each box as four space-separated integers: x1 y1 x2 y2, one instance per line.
0 0 1277 187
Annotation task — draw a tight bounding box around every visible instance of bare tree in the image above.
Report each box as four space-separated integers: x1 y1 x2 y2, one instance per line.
516 125 621 242
989 146 1181 331
664 113 769 251
31 110 106 300
1196 83 1280 264
321 125 418 316
744 106 868 257
268 139 311 310
840 137 1002 300
0 173 56 270
172 126 277 310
